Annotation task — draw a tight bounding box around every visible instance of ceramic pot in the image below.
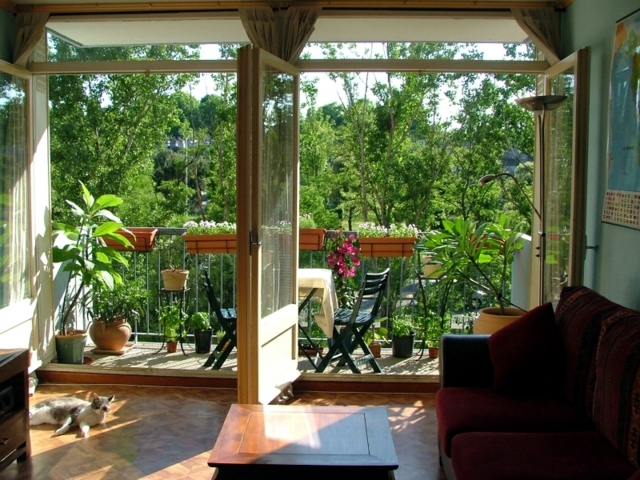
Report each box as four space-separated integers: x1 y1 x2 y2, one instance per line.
55 332 87 364
89 319 131 351
473 307 526 334
161 269 189 291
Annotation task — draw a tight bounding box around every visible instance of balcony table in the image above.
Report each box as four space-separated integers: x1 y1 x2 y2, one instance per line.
298 268 338 339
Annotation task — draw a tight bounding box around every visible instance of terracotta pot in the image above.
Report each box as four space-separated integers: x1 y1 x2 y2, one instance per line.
299 228 327 251
166 341 178 353
89 319 132 351
368 342 382 358
103 227 158 252
358 237 415 258
428 347 439 359
473 307 526 335
161 269 189 291
182 233 236 254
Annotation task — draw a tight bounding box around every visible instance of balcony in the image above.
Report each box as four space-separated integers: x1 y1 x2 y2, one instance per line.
43 227 531 392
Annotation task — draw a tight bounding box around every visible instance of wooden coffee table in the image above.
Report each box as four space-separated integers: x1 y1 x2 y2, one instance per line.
208 404 398 480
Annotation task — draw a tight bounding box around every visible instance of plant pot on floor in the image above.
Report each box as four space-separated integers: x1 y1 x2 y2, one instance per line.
428 347 439 359
166 341 178 353
392 333 415 358
194 329 213 354
368 342 382 358
473 307 526 334
89 319 132 352
55 332 88 364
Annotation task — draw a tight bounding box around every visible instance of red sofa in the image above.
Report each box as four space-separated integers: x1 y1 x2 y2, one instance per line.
436 286 640 480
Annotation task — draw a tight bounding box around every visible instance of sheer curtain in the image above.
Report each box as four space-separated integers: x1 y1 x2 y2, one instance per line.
0 73 30 308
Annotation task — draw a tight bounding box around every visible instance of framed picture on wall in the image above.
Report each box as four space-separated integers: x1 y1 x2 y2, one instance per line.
602 8 640 230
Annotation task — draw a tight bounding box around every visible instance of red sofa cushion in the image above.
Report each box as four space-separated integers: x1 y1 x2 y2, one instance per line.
593 314 640 468
488 302 562 395
436 387 594 457
555 286 637 417
451 431 637 480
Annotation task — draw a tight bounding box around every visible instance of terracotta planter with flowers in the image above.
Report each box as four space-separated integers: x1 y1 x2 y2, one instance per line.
182 220 237 254
299 228 327 251
356 222 420 258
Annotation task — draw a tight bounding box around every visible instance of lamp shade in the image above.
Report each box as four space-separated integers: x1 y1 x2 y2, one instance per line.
515 95 567 113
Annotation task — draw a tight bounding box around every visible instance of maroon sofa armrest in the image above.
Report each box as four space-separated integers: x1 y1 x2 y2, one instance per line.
440 334 493 388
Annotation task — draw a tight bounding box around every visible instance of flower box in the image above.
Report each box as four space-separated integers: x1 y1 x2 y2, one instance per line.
299 228 326 251
357 237 416 258
182 233 236 254
103 227 158 252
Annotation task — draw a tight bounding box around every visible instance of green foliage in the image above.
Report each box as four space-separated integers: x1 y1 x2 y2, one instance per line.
299 213 316 229
189 311 211 331
91 279 149 323
159 304 185 342
424 214 525 313
183 220 236 234
52 181 131 334
391 315 416 337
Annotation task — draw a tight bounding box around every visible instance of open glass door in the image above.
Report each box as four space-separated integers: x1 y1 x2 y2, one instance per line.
534 48 590 305
236 45 301 405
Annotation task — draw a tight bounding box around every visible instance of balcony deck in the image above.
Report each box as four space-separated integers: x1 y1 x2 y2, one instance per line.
36 341 441 393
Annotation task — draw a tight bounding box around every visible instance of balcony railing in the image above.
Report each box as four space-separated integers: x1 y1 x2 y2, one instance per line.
56 228 531 348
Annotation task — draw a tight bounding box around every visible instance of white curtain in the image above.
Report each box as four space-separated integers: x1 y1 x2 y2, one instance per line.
512 8 561 65
0 75 29 307
240 6 321 63
13 13 50 67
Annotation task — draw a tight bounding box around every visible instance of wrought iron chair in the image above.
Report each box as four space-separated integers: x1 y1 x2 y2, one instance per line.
202 269 237 370
315 268 390 374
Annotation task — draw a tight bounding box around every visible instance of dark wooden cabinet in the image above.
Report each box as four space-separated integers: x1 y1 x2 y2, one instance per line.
0 349 30 472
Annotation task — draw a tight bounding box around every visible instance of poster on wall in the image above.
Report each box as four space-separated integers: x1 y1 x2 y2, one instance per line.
602 9 640 229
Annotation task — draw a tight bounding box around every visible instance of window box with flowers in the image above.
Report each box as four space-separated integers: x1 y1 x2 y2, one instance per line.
299 213 326 251
182 221 237 254
356 223 420 258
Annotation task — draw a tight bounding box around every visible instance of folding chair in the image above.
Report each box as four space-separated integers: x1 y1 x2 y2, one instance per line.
315 268 390 374
202 270 238 370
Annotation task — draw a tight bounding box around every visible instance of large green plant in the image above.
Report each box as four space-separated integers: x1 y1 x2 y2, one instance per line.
91 279 148 324
52 182 132 335
424 214 525 314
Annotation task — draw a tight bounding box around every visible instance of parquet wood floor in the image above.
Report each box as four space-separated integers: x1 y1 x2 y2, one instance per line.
0 384 446 480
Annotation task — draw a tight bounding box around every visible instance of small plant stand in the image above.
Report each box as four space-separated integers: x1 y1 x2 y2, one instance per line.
157 288 190 356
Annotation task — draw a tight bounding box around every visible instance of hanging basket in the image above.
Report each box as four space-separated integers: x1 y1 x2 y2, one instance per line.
161 269 189 291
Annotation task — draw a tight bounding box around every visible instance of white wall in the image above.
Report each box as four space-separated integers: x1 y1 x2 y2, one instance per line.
563 0 640 309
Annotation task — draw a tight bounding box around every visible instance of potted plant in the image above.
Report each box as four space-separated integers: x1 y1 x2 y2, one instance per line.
356 222 420 258
363 325 388 358
299 213 326 251
159 304 185 353
424 214 526 334
52 182 132 364
326 229 362 308
89 279 148 353
182 220 237 254
189 311 212 354
103 227 158 252
391 315 416 359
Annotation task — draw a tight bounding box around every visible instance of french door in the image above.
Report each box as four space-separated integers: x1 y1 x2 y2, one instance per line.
236 45 301 405
534 48 590 306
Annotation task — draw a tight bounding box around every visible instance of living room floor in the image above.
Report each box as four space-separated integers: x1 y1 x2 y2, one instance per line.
0 384 446 480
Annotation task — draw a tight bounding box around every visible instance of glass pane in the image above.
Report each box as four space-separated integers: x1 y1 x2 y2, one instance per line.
0 73 30 308
260 68 294 317
545 74 574 304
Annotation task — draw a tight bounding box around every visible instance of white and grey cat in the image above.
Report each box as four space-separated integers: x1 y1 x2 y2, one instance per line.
29 392 114 437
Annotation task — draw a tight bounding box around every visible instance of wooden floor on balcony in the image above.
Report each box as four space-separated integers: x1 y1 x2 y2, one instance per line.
36 342 440 394
0 383 446 480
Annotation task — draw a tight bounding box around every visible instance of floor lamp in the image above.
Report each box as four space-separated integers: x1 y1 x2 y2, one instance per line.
515 95 567 305
481 95 567 305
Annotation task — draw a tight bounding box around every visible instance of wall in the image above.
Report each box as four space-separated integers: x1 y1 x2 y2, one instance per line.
563 0 640 309
0 9 15 62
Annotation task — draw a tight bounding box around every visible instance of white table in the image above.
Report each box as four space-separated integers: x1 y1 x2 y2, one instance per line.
298 268 338 339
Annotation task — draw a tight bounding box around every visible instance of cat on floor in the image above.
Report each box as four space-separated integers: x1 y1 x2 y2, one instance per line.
29 392 114 437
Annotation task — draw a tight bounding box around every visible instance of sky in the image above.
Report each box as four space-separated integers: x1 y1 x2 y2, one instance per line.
185 42 511 109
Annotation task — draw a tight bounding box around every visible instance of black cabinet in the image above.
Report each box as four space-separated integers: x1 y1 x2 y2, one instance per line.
0 349 30 472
